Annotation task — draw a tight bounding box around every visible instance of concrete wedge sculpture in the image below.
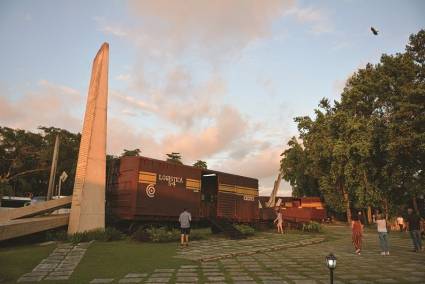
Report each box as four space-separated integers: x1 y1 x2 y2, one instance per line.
68 43 109 234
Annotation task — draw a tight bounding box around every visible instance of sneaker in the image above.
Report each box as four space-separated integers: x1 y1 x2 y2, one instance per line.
381 252 385 256
385 251 390 255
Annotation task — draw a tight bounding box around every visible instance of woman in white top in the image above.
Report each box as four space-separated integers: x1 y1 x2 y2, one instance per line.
274 209 284 234
376 213 390 255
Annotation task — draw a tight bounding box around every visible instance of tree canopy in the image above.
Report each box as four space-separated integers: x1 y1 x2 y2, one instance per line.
280 30 425 221
193 160 207 169
120 148 141 157
0 126 80 197
166 152 183 165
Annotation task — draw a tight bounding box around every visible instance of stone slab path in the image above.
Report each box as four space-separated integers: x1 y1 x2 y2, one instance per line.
17 242 90 282
89 228 424 283
175 234 325 261
15 227 425 283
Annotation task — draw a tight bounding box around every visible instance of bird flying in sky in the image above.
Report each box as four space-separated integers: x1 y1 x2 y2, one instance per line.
371 27 379 35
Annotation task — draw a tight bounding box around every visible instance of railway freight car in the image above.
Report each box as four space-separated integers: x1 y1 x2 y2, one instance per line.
259 196 326 223
107 156 259 224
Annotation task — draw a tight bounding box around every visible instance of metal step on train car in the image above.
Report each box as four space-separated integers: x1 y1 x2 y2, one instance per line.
107 156 259 226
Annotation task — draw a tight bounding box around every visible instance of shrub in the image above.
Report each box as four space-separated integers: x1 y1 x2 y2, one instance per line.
132 227 180 243
132 227 151 242
147 227 180 242
69 231 89 244
103 227 124 241
45 230 68 242
190 230 208 240
302 221 322 233
234 224 255 236
63 227 124 244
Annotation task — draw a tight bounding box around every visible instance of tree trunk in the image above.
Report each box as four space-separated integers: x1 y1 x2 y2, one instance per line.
344 191 351 224
340 181 351 224
383 198 389 222
412 195 419 214
367 206 372 224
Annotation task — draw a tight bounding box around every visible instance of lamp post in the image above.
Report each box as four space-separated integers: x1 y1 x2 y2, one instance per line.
325 253 337 284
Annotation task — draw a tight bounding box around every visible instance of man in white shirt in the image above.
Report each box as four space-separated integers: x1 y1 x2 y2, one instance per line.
179 208 191 247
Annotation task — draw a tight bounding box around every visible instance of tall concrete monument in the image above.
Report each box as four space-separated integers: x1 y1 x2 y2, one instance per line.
68 43 109 234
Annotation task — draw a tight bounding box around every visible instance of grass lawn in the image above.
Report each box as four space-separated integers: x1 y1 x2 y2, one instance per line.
0 243 56 283
70 240 194 283
0 226 332 283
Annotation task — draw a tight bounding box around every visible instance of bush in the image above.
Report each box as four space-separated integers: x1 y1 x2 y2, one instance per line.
47 227 124 244
132 227 151 242
302 221 322 233
147 227 180 242
234 224 255 236
132 227 180 243
45 230 68 242
190 230 208 241
68 231 87 244
103 227 124 241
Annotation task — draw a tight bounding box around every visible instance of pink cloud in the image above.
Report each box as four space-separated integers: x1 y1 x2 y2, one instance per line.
0 81 83 132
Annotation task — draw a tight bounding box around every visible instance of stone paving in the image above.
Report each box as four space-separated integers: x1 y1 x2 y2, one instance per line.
175 233 325 261
89 228 424 283
17 241 90 282
16 227 425 283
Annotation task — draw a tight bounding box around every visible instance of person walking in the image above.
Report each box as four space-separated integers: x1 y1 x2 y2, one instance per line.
396 215 404 232
375 213 390 255
406 208 422 252
352 214 363 255
273 208 284 234
358 211 366 225
179 208 191 247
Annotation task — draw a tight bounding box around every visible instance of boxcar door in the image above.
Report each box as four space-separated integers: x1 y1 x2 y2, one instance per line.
200 174 218 218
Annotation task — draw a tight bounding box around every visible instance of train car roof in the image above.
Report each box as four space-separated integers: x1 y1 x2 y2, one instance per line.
117 155 259 183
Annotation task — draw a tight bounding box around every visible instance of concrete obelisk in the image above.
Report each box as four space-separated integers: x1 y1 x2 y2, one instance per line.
68 43 109 234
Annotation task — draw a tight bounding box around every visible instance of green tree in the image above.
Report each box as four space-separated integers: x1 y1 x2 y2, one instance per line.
121 148 141 157
0 127 47 196
280 29 425 221
0 126 80 197
280 137 319 197
166 152 183 165
193 160 207 169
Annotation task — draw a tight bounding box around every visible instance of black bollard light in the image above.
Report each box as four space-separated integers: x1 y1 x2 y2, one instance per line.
325 253 337 284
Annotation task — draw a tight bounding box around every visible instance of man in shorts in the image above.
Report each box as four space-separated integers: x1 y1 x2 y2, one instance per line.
179 208 191 247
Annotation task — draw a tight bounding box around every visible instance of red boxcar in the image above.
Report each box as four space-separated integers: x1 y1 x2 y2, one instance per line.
259 196 326 223
108 156 259 223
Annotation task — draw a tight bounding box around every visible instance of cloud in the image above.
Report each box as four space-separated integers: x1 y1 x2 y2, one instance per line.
94 0 300 194
95 0 296 61
112 69 226 128
285 5 333 35
115 74 131 81
0 81 83 132
94 17 128 37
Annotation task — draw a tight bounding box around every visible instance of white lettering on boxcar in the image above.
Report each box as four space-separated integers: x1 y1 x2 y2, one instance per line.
158 174 183 187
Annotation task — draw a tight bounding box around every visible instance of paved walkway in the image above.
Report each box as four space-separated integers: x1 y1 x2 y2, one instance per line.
18 227 425 283
88 227 425 283
175 233 325 261
18 242 90 282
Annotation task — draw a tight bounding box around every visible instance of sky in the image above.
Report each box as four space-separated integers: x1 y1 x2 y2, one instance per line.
0 0 424 196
